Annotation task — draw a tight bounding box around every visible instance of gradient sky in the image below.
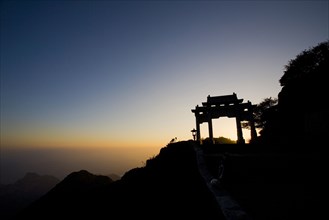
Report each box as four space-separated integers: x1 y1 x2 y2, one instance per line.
0 0 328 182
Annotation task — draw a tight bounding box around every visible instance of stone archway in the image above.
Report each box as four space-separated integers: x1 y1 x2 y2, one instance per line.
191 93 257 144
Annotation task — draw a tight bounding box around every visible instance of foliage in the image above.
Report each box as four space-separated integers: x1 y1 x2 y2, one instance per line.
242 97 278 131
279 40 329 87
202 136 236 144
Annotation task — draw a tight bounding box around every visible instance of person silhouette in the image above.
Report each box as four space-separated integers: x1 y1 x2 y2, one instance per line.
169 137 177 144
210 155 226 188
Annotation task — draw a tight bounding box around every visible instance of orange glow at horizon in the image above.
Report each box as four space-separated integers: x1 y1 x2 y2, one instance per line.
1 133 167 149
1 116 258 149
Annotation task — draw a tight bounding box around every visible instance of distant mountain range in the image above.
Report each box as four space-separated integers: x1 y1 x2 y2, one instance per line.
0 172 60 220
0 170 122 220
9 141 329 220
107 173 121 181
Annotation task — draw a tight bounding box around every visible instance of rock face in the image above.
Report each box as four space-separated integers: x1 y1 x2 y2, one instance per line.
0 172 60 220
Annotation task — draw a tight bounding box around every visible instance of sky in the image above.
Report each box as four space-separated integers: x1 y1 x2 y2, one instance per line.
1 0 328 183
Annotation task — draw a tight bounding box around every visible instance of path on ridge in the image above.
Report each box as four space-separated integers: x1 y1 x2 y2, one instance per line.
191 142 252 220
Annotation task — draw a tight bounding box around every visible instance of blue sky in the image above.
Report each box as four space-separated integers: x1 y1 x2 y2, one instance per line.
1 0 328 148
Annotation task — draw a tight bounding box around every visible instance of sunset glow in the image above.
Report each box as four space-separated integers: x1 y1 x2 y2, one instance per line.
1 0 328 183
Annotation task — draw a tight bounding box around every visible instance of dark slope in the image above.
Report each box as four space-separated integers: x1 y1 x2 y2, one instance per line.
203 143 329 220
14 141 224 220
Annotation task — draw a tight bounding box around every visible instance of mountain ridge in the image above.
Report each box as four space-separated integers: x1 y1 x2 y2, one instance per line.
14 141 224 219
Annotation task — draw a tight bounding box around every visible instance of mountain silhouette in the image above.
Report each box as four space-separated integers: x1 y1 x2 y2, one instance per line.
12 141 328 220
107 173 121 181
14 141 224 220
0 172 60 220
48 169 113 194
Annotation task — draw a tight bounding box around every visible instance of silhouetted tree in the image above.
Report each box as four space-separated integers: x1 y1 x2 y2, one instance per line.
253 98 280 144
242 97 278 131
202 136 236 144
242 97 280 144
279 40 328 88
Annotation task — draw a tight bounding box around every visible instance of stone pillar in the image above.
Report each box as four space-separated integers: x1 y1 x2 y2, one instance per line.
236 105 245 144
196 116 201 144
208 116 214 144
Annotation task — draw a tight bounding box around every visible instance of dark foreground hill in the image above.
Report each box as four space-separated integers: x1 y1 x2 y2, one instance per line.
13 141 328 220
14 141 224 220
